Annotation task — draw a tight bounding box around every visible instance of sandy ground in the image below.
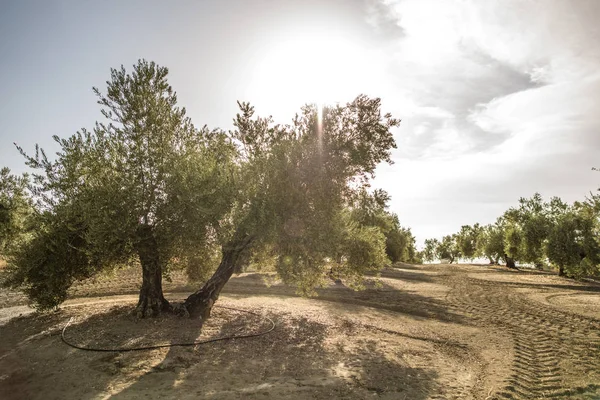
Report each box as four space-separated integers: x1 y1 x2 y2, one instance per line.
0 263 599 399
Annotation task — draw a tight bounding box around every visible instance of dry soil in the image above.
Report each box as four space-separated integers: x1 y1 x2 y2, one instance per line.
0 263 599 399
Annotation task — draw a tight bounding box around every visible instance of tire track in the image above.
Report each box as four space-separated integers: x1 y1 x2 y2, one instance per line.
445 274 600 399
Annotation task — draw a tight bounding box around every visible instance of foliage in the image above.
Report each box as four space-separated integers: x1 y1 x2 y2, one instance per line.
503 221 522 262
502 194 568 268
3 206 104 310
440 187 599 277
455 224 481 260
437 234 461 263
219 96 400 294
349 189 418 264
422 238 439 263
419 235 459 264
0 168 32 255
385 224 419 263
546 201 600 278
4 57 402 312
5 60 235 310
475 222 505 264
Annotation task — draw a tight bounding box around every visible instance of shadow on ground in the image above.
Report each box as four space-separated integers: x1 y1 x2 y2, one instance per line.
0 304 440 400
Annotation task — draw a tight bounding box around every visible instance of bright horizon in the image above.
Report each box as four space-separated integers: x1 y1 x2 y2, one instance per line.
1 0 599 246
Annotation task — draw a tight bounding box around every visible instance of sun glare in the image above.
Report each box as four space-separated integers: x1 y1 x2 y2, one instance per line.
248 30 374 111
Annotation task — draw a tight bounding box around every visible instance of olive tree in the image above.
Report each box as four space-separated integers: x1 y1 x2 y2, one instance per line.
455 224 481 261
6 60 235 316
422 238 439 263
503 194 568 270
475 222 505 265
436 234 460 263
348 189 418 264
546 200 600 277
182 96 400 319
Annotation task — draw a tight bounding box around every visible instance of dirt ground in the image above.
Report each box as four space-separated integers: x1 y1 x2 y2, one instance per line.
0 263 599 400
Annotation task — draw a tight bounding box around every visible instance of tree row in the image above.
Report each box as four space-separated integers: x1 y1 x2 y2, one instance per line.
422 191 600 278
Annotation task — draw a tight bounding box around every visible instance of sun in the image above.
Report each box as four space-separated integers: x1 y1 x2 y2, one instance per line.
247 30 374 111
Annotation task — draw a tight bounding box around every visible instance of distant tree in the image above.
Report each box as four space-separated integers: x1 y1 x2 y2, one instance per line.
546 201 600 277
502 221 521 269
348 189 418 264
475 222 504 265
422 238 439 263
437 234 460 263
504 194 545 268
503 194 569 270
456 224 481 261
383 219 419 264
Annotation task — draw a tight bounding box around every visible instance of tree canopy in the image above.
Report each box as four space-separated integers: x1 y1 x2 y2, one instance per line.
3 60 403 319
182 95 400 319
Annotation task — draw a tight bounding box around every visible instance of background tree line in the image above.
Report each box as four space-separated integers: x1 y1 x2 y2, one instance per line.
421 190 600 278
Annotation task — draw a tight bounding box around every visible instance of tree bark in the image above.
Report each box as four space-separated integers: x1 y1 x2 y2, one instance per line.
558 265 566 277
183 237 252 321
134 225 170 318
504 253 517 269
487 256 494 265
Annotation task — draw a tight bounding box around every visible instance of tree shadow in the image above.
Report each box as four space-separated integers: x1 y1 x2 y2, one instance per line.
0 298 453 399
0 309 123 400
224 275 466 325
389 262 431 271
110 308 441 399
373 267 438 283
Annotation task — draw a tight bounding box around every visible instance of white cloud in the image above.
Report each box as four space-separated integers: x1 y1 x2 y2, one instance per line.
367 0 600 244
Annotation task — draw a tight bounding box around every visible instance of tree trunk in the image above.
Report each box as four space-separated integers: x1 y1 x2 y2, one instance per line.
487 256 494 265
134 225 170 318
183 237 252 321
558 265 566 277
494 256 501 265
504 253 517 269
534 261 544 270
328 267 343 285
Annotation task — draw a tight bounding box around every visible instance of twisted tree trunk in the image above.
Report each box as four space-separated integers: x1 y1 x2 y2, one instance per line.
183 237 252 321
134 225 170 318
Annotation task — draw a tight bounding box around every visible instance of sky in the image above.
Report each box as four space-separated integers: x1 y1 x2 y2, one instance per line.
1 0 599 245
